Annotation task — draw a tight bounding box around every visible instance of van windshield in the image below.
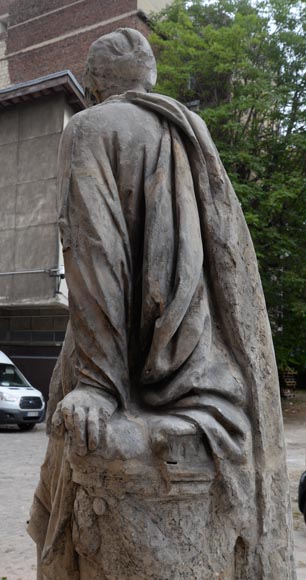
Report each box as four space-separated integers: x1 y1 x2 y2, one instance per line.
0 364 29 387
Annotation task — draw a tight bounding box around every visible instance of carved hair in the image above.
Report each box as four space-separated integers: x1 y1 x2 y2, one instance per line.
84 28 157 104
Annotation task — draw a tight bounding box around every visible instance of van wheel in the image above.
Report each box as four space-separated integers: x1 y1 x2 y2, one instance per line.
18 423 36 431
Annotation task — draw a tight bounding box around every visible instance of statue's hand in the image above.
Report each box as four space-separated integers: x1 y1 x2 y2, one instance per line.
52 386 118 455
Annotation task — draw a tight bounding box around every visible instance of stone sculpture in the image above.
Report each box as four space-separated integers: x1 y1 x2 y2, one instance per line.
28 28 296 579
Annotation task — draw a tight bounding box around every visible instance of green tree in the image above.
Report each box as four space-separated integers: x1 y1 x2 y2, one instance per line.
150 0 306 372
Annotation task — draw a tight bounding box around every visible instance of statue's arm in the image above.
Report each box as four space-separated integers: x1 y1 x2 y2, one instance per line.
54 113 126 454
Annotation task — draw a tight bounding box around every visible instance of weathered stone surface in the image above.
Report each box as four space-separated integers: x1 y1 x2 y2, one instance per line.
19 95 65 140
18 133 60 183
0 107 18 144
0 142 18 187
0 184 16 229
28 28 296 579
0 93 71 308
16 179 58 228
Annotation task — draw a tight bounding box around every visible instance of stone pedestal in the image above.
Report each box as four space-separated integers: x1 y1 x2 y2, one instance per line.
68 413 224 579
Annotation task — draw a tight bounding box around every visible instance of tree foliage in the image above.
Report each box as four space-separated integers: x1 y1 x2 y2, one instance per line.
150 0 306 372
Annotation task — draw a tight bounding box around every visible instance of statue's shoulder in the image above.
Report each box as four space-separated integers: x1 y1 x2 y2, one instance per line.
65 99 147 132
64 105 107 129
61 99 161 153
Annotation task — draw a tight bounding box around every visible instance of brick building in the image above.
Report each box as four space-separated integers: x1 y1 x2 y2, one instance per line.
0 0 169 398
0 0 168 88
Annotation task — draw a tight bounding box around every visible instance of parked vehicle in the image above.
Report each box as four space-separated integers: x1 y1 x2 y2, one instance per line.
0 351 45 430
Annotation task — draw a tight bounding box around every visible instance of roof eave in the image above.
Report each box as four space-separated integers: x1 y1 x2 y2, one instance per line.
0 70 86 111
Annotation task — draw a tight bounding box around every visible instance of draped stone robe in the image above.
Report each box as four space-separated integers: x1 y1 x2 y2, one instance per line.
28 92 295 579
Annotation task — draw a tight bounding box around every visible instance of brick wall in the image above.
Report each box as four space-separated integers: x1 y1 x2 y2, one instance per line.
9 0 89 25
0 0 13 15
7 0 137 52
2 0 151 86
8 12 150 84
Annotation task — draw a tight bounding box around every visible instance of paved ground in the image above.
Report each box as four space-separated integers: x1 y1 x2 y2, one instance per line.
283 392 306 580
0 395 306 580
0 423 47 580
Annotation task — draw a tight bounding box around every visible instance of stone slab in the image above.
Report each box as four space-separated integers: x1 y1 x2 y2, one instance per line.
0 184 16 229
19 95 64 141
0 108 18 145
16 178 58 228
18 133 60 183
0 142 18 187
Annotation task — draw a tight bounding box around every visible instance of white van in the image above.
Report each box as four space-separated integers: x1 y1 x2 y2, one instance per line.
0 351 45 430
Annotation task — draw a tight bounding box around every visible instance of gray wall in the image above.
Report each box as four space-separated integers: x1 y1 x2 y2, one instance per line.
0 94 67 305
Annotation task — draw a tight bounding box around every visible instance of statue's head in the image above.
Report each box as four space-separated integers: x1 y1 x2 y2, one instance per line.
83 28 157 106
